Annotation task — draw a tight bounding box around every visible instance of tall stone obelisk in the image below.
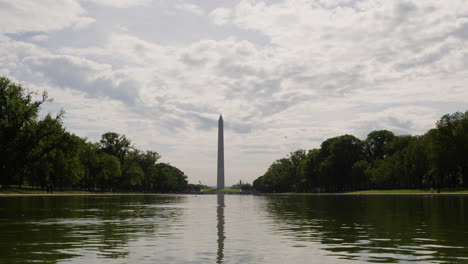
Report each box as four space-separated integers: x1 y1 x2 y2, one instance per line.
217 115 224 190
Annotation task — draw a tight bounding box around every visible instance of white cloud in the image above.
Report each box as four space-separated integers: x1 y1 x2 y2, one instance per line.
81 0 152 8
209 0 468 72
30 34 49 42
210 8 231 25
175 3 204 16
350 106 440 136
25 55 142 104
0 0 94 33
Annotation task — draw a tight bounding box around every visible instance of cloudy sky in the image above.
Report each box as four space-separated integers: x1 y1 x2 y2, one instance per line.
1 0 468 186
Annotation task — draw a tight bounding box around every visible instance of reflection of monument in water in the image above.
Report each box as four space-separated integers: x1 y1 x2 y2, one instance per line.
217 115 224 190
216 194 225 263
216 115 225 262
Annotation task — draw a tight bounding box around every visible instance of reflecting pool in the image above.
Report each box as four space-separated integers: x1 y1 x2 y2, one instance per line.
0 194 467 263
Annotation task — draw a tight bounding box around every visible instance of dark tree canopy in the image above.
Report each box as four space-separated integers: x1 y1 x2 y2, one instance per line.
254 111 468 193
0 76 187 193
365 130 394 161
99 132 132 162
0 76 61 187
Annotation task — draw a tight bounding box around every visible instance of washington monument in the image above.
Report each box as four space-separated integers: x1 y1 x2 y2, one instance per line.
217 115 224 190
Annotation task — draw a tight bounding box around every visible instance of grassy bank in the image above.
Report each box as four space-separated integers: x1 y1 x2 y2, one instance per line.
0 186 136 195
202 188 241 194
3 187 468 196
0 186 245 196
0 188 99 195
346 189 468 194
275 188 468 195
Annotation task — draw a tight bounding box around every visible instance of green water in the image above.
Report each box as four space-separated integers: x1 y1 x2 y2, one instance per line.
0 194 467 263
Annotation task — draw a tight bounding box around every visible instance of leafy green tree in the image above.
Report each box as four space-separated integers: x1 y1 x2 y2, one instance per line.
186 183 209 192
99 132 132 162
79 141 101 190
132 150 161 191
264 158 295 192
289 149 307 191
18 114 67 187
318 135 364 191
154 163 188 192
454 113 468 186
231 180 253 191
399 136 429 188
252 150 307 193
0 76 188 193
253 175 271 192
99 132 140 190
364 130 394 161
384 135 414 156
0 76 65 188
365 135 429 189
351 159 371 190
425 111 468 191
38 132 85 190
366 154 398 188
297 149 320 192
254 111 468 193
95 153 121 190
121 158 145 189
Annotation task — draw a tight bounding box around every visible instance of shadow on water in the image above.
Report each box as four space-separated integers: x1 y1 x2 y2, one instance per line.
0 195 185 264
264 195 468 263
216 194 225 264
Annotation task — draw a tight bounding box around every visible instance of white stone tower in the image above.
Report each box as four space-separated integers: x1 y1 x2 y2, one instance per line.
217 115 224 190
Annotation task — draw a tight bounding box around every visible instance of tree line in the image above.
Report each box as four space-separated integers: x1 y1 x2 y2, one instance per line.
0 76 187 192
253 111 468 193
